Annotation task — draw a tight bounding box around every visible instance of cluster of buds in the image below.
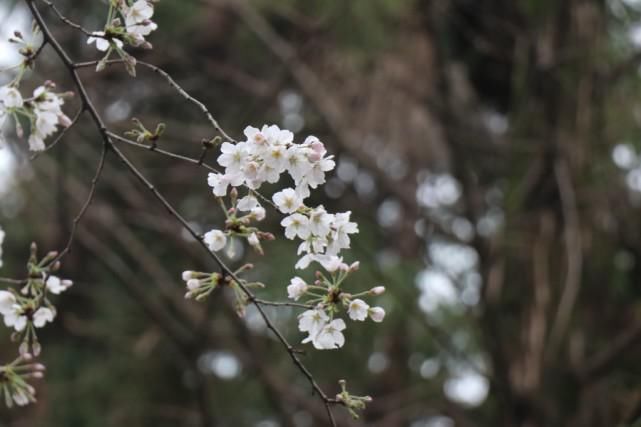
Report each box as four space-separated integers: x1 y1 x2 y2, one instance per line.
124 117 165 146
182 265 264 317
0 355 45 408
181 270 221 300
335 379 373 419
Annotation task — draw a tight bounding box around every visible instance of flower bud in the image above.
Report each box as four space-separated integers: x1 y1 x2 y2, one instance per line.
369 286 385 296
182 270 194 281
58 114 73 128
186 279 200 291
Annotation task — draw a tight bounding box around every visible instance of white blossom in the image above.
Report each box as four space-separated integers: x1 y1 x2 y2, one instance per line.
298 308 328 338
348 299 369 321
204 229 227 251
12 390 30 407
281 213 310 240
3 305 27 332
237 195 259 211
285 145 312 183
45 276 73 295
182 270 195 281
32 307 55 328
308 206 332 237
326 211 358 255
218 142 248 175
0 291 15 315
87 32 123 52
287 277 308 300
0 86 23 109
312 319 346 350
247 232 260 248
272 188 302 214
369 307 386 322
125 0 158 38
27 85 72 152
207 172 243 197
250 206 266 221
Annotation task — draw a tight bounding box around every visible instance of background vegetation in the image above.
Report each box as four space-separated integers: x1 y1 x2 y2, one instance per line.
2 0 641 426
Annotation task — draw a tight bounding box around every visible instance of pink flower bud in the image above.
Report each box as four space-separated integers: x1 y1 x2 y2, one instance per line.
369 286 385 295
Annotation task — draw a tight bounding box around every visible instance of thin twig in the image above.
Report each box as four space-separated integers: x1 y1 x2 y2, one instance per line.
0 278 27 286
74 59 237 143
107 131 277 209
254 298 315 310
53 142 108 263
40 0 94 36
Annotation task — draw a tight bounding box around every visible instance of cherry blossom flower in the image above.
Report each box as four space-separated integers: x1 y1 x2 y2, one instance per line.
250 206 266 221
32 307 54 328
287 277 308 300
3 305 27 332
281 213 311 240
0 86 23 109
298 308 328 339
204 229 227 251
247 232 261 253
0 291 15 315
125 0 158 39
369 307 386 322
347 299 369 321
237 195 259 212
273 188 302 214
87 32 123 52
313 319 346 350
308 206 332 237
28 85 72 152
45 276 73 295
218 142 248 174
207 172 243 197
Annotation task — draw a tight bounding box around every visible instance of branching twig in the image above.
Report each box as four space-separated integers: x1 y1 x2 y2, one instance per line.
27 0 341 423
74 60 237 143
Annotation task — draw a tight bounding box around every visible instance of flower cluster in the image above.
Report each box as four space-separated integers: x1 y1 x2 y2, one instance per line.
0 82 72 152
0 241 71 408
181 270 222 300
0 244 72 357
88 0 158 75
0 355 45 408
208 125 335 199
295 275 386 350
192 124 385 351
